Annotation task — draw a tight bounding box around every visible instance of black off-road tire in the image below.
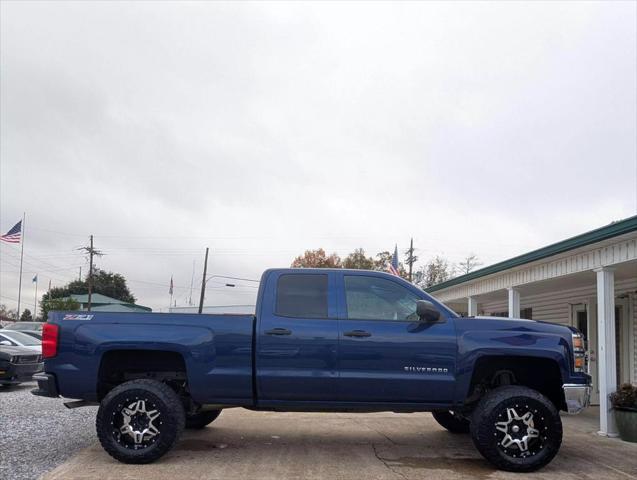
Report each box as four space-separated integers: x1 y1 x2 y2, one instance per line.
96 379 186 464
185 409 222 429
470 385 562 472
432 410 471 433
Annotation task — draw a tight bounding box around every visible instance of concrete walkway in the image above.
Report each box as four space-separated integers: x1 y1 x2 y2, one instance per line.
43 407 637 480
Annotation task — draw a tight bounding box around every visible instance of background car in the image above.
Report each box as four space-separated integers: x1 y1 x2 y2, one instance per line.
0 330 41 352
2 322 44 332
19 331 42 340
0 344 43 386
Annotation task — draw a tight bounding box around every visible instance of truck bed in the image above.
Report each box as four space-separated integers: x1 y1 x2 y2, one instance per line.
46 311 255 404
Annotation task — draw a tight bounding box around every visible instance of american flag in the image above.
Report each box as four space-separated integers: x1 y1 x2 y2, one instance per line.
388 245 400 276
0 221 21 243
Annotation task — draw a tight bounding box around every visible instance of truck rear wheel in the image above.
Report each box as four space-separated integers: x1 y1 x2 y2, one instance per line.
186 409 222 429
470 385 562 472
96 379 185 464
432 410 470 433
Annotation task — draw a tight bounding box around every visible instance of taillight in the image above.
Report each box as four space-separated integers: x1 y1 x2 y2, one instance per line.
42 323 59 358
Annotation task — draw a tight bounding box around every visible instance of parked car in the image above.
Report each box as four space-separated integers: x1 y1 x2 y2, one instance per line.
0 344 43 386
3 321 44 332
33 268 591 472
19 331 42 341
0 330 42 352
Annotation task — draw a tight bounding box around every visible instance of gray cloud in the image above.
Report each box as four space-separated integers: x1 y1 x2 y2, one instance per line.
1 1 635 311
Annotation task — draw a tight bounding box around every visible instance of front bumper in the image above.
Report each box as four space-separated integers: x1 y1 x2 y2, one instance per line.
563 383 591 414
0 361 43 385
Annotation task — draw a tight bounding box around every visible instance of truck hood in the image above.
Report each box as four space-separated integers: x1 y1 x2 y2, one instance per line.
455 316 576 338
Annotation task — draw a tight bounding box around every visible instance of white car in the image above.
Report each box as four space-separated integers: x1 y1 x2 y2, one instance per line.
0 330 41 352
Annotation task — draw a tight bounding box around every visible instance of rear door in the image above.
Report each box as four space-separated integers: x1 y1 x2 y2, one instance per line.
256 271 339 402
337 272 457 404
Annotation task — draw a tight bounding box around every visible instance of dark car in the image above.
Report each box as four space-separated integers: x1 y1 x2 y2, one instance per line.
2 321 44 332
0 344 43 386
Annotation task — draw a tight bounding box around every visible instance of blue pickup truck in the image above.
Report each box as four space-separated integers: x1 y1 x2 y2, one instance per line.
33 268 591 471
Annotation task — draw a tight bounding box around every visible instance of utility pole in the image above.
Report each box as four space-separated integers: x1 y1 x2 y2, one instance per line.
404 237 418 283
198 247 209 314
79 266 82 281
78 235 102 312
88 235 94 311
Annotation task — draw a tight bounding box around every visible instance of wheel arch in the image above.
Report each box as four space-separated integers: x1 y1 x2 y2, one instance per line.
465 355 567 411
96 348 188 401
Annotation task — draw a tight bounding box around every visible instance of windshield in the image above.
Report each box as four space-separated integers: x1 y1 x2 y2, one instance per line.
0 330 41 346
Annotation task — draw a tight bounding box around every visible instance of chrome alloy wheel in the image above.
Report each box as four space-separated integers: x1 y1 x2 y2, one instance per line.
495 407 542 455
113 399 161 449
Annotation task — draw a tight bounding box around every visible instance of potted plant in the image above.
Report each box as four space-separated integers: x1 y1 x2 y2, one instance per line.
611 383 637 442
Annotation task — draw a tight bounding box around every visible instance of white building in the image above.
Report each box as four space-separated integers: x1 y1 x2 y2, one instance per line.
426 215 637 436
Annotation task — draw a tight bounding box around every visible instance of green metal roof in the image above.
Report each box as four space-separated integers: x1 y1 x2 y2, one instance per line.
426 215 637 293
67 293 152 312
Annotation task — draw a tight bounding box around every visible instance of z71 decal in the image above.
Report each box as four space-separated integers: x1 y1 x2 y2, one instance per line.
63 314 94 320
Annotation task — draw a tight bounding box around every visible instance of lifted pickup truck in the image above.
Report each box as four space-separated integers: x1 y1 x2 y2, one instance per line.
33 268 591 471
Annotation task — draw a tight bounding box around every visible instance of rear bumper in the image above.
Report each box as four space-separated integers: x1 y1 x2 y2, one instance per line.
0 361 43 385
563 383 591 414
31 372 59 397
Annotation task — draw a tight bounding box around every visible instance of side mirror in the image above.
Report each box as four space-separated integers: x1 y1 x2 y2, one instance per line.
0 340 12 346
417 300 441 322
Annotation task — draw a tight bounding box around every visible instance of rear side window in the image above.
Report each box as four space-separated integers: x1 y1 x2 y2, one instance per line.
276 274 328 318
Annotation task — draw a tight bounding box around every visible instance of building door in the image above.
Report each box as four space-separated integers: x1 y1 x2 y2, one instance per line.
573 300 632 406
572 303 599 404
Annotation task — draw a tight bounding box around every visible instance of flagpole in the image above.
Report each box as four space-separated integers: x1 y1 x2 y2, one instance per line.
34 276 38 319
16 212 25 319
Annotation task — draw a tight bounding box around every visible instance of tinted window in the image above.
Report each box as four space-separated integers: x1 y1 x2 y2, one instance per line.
276 274 328 318
345 276 421 321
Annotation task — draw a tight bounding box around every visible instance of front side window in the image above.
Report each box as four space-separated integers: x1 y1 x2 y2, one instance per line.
276 274 328 318
345 275 422 321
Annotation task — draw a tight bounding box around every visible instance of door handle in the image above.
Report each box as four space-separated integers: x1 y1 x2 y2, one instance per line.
343 330 372 338
265 328 292 336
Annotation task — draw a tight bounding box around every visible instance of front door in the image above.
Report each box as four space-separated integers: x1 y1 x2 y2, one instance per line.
572 304 599 404
336 273 457 405
256 272 339 402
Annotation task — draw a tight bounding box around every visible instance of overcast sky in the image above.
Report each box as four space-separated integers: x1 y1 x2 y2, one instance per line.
1 1 636 313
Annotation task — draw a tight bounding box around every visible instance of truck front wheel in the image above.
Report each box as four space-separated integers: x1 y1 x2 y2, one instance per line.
186 409 222 429
470 385 562 472
96 379 186 464
432 410 470 433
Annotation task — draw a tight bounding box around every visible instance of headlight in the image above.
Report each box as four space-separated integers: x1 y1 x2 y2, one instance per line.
572 332 587 373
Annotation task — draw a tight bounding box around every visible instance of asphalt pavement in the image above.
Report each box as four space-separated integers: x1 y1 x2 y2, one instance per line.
0 382 98 480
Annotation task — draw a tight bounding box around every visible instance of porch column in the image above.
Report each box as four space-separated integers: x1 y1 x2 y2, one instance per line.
467 296 478 317
595 267 618 437
508 288 520 318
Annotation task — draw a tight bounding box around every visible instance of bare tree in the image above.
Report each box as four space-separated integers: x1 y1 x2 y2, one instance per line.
414 256 452 288
457 253 483 275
